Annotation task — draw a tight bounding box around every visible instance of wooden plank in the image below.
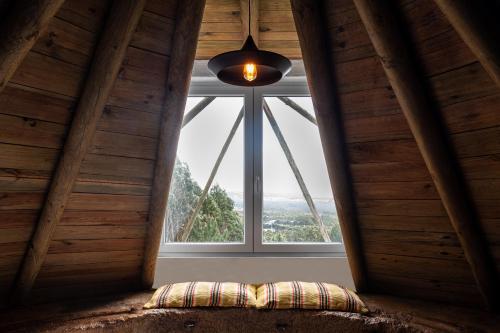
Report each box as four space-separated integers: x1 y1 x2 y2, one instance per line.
144 0 178 19
442 93 500 134
431 61 498 108
351 161 430 182
80 154 154 185
11 51 85 98
291 0 368 292
59 211 147 226
348 139 421 164
358 215 454 233
369 274 482 306
130 11 175 56
48 238 144 254
34 269 141 289
11 0 146 302
44 250 143 266
90 130 157 160
52 225 146 241
0 0 65 93
142 0 206 289
65 193 150 212
354 181 439 200
33 17 96 68
0 113 66 149
0 86 74 124
240 0 259 44
365 253 475 285
357 199 447 217
434 0 500 88
354 0 499 308
452 127 500 159
56 0 111 33
344 113 411 143
362 229 465 261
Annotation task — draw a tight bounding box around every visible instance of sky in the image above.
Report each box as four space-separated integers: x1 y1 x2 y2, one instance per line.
177 95 334 200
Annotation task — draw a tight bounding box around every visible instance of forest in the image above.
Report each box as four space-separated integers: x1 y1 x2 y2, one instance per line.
165 160 341 243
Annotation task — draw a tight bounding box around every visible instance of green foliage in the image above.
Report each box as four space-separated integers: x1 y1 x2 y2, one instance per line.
166 160 243 242
167 159 342 245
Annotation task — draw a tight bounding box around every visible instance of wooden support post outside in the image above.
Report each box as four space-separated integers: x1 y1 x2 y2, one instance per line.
10 0 146 301
176 108 244 242
142 0 206 288
434 0 500 88
290 0 368 291
353 0 499 309
240 0 259 45
182 96 216 128
0 0 65 93
263 101 330 242
278 96 317 125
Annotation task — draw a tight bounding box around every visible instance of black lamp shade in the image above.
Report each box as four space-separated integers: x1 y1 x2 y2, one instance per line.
208 36 292 87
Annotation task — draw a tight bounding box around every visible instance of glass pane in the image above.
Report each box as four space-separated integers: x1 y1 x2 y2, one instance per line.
262 97 341 243
165 97 245 243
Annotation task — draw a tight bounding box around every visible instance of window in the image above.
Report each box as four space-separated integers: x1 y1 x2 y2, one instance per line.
161 81 344 254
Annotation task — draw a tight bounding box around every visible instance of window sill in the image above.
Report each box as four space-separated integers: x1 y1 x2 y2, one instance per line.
158 252 347 258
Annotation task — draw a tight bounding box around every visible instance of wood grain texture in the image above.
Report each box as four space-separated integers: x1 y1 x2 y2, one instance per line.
0 0 65 92
240 0 259 44
434 0 500 88
11 0 146 302
290 0 368 292
141 0 206 289
353 0 499 309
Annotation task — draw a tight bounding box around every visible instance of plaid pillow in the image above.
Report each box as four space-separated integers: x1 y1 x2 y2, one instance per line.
256 281 368 313
144 282 257 308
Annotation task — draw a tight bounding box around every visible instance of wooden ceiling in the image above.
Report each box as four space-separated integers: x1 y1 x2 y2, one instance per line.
196 0 301 60
0 0 499 311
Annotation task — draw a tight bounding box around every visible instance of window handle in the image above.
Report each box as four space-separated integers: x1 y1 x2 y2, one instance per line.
254 176 261 194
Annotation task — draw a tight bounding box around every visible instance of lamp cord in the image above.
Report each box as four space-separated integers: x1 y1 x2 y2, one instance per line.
248 0 251 36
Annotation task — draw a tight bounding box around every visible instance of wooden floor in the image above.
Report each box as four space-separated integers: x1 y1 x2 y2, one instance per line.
0 291 498 332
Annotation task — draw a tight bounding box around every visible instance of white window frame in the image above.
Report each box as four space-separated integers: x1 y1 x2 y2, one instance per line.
160 78 345 255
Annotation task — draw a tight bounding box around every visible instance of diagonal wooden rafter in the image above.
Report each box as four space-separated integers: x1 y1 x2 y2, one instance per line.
277 97 317 125
263 101 330 242
290 0 368 292
10 0 146 302
0 0 65 93
240 0 259 45
176 108 244 242
353 0 499 309
182 96 216 128
433 0 500 89
141 0 206 289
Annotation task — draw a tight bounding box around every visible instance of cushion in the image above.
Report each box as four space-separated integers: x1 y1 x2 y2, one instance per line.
256 281 368 313
144 282 257 309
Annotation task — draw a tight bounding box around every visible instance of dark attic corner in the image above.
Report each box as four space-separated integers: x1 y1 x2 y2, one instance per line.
0 0 499 332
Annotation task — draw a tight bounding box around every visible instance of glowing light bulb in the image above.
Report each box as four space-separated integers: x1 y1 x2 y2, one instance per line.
243 63 257 82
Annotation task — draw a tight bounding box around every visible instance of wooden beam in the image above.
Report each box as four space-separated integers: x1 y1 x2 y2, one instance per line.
0 0 65 93
353 0 499 309
182 96 216 128
141 0 206 289
434 0 500 88
290 0 368 291
278 97 317 125
240 0 259 45
10 0 146 301
176 108 244 242
263 101 330 242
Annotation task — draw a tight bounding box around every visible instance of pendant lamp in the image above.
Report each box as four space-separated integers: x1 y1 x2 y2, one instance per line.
208 0 292 86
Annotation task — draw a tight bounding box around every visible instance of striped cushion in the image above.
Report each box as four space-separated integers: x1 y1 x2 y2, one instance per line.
144 282 257 308
256 281 368 313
